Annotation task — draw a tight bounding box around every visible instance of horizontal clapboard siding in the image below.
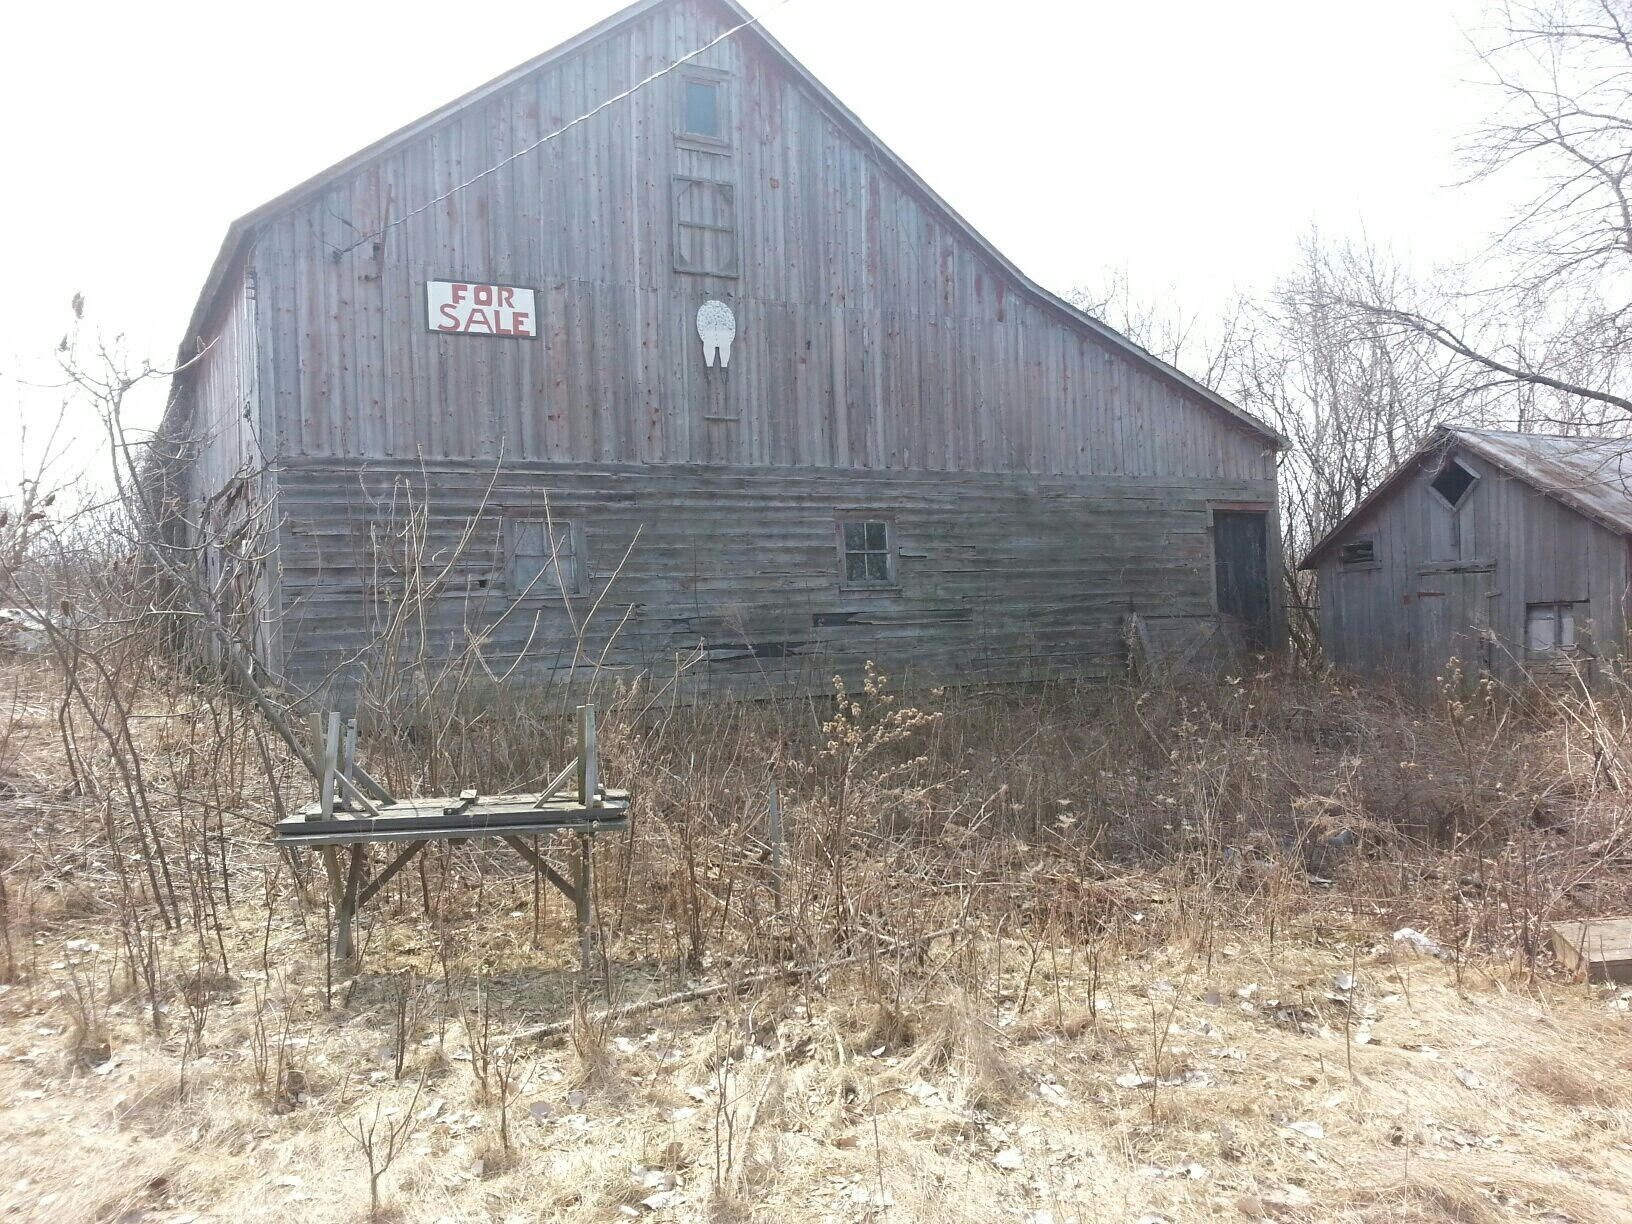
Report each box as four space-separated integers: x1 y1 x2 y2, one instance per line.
271 460 1276 699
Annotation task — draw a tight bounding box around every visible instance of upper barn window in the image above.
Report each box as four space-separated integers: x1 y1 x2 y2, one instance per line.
1431 457 1478 509
678 74 728 144
684 80 722 140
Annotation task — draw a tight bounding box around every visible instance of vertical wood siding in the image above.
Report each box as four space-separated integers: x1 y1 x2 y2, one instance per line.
248 1 1274 483
174 267 284 673
180 267 263 503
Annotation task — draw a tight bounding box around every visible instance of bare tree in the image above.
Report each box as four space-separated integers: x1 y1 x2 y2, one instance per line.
1067 268 1246 392
1231 233 1472 558
1348 0 1632 424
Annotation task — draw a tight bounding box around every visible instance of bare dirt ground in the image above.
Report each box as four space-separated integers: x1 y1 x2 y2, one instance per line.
1 657 1631 1223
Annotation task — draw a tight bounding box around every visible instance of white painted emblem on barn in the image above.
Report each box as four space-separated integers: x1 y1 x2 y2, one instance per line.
696 300 736 368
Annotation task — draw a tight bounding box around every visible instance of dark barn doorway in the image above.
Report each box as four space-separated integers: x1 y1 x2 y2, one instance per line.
1213 509 1271 650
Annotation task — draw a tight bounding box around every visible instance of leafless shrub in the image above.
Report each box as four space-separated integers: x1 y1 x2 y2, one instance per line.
61 958 110 1070
341 1076 424 1218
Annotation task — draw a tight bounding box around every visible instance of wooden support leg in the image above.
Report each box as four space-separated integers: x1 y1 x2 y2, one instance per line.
320 846 345 907
574 832 593 974
359 841 427 909
501 834 596 976
333 846 366 962
502 836 579 902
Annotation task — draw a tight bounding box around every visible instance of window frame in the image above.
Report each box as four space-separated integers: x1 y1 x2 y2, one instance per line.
1429 456 1479 512
1338 537 1379 571
672 176 740 278
1525 600 1584 658
504 515 585 599
835 516 899 590
675 70 731 148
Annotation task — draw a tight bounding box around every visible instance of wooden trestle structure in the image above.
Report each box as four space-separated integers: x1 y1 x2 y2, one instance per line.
273 704 629 964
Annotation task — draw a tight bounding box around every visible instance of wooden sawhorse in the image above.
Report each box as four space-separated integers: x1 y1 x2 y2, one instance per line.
273 705 629 966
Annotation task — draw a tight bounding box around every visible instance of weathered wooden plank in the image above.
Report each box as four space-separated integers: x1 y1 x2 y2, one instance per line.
1551 917 1632 983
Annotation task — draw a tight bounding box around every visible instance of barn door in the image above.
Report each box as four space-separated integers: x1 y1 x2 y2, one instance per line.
1213 510 1272 651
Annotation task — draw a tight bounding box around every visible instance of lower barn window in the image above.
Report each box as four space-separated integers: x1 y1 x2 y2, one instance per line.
839 518 895 586
1526 601 1581 656
507 518 581 596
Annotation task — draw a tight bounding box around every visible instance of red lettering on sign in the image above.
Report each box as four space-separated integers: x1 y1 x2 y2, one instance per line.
429 283 535 336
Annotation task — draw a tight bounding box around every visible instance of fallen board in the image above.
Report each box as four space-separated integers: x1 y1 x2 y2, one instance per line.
274 789 631 846
1549 916 1632 983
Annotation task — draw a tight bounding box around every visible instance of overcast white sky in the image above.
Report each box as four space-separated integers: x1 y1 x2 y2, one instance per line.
0 0 1514 487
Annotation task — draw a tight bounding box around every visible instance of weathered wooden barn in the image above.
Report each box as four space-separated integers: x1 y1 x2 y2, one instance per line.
1301 427 1632 693
155 0 1284 701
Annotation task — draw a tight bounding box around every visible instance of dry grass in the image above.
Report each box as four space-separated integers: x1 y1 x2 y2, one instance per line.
2 650 1632 1222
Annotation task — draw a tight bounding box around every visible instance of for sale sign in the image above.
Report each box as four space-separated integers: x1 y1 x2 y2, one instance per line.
425 280 537 337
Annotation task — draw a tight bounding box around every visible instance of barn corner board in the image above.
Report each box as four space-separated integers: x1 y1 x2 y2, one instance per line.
152 0 1284 701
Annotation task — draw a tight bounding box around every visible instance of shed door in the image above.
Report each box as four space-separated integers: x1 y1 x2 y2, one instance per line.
1410 567 1493 694
1213 510 1272 651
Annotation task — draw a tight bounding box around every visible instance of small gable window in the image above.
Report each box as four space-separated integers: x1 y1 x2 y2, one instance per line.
1431 458 1477 509
1339 539 1376 568
684 79 722 140
1526 602 1582 657
838 518 895 587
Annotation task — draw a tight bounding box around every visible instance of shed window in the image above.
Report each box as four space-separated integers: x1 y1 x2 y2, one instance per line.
839 519 895 586
683 79 722 140
508 518 581 596
1526 602 1581 656
1431 458 1477 509
1339 539 1376 567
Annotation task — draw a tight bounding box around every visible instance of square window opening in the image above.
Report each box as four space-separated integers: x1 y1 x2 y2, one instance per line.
839 518 895 587
683 79 722 140
1431 458 1477 508
508 518 581 597
1339 539 1375 567
1526 601 1582 657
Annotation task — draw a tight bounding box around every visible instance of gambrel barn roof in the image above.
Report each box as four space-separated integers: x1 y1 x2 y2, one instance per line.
1300 426 1632 569
167 0 1281 450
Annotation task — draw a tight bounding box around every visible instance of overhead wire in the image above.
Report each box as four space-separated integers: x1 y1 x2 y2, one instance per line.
338 0 802 255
